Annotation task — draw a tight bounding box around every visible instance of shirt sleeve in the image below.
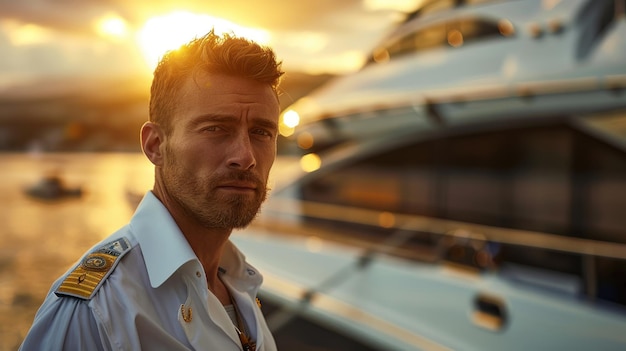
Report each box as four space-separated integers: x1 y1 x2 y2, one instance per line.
19 294 112 351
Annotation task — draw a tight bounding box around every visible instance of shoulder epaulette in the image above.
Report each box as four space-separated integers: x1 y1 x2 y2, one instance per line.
55 237 132 300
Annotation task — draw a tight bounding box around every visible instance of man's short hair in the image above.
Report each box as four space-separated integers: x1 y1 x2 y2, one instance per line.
149 29 284 133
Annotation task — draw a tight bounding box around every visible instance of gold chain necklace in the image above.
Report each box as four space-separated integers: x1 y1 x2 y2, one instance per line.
230 296 256 351
218 268 256 351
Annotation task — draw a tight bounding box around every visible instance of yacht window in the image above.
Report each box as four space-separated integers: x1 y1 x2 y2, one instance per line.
299 119 626 242
405 0 502 22
375 17 512 62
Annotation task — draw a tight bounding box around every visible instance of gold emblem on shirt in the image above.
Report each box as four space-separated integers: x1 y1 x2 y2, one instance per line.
180 305 193 323
55 237 131 300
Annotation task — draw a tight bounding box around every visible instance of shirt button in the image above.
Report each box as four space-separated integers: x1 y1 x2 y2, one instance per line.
196 271 201 278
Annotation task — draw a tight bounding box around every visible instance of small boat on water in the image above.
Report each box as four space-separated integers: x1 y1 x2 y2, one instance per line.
25 175 83 201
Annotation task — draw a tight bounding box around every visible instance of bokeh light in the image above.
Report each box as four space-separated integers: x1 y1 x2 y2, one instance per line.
300 153 321 173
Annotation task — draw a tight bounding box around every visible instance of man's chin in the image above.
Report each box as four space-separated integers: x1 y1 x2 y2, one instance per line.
211 206 261 229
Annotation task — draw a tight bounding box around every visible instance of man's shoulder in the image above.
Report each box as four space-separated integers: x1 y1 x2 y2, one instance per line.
55 236 135 300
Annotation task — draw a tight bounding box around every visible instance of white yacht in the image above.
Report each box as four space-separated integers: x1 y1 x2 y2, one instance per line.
281 0 626 151
234 1 626 350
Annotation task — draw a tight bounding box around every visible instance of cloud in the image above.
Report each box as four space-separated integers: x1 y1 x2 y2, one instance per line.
364 0 424 12
0 0 417 88
0 0 121 36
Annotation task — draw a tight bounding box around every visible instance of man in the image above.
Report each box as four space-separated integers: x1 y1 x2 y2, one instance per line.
20 30 283 350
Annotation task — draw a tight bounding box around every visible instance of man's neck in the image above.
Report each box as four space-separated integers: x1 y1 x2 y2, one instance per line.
182 225 233 304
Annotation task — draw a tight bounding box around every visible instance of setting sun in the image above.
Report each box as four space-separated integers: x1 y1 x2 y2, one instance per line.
136 11 270 70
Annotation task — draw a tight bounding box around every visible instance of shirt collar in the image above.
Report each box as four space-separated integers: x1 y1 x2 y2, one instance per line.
129 191 198 288
128 191 257 289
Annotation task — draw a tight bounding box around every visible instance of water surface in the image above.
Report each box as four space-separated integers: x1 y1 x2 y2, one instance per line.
0 153 153 350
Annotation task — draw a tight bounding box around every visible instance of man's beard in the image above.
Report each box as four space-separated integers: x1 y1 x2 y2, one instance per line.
162 156 268 229
215 182 268 228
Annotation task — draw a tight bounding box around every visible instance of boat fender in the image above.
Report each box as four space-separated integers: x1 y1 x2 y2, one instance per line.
55 237 132 300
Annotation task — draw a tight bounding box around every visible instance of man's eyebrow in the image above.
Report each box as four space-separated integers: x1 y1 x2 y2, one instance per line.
253 118 278 131
193 114 233 122
188 114 235 128
189 114 277 130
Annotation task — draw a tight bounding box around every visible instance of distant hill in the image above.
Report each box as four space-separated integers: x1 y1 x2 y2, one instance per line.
0 72 334 152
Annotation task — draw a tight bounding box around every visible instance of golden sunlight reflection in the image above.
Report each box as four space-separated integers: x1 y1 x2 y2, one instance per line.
300 153 321 173
137 11 270 70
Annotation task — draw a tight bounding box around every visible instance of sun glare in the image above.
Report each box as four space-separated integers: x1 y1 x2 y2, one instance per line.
96 15 128 39
137 11 270 70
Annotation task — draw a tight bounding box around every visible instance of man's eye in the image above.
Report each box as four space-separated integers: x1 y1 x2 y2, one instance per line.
252 128 272 137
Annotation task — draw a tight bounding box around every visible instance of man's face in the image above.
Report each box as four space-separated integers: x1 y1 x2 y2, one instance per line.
159 72 280 229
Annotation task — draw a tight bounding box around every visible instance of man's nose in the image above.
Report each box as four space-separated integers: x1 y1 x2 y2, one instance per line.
227 133 256 170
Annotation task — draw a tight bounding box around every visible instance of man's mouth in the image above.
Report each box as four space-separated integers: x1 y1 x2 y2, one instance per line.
217 181 258 192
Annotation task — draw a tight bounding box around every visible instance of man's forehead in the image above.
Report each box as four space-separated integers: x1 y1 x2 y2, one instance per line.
186 71 274 92
178 72 277 104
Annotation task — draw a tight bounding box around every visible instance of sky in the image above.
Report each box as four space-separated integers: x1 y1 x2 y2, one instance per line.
0 0 423 91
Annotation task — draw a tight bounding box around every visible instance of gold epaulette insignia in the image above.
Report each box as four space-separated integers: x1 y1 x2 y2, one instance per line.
55 237 131 300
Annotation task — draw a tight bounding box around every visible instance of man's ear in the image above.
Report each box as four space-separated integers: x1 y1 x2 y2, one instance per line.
141 122 165 166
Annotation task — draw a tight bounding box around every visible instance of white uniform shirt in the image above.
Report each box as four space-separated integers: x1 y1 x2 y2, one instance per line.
19 191 277 351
